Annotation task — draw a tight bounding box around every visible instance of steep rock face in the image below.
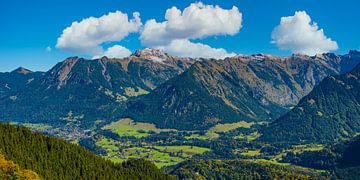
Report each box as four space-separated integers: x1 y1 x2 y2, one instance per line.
0 51 194 127
126 51 360 130
261 63 360 143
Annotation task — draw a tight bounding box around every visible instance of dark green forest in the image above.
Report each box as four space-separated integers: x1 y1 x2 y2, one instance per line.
281 136 360 179
0 123 173 180
166 159 329 179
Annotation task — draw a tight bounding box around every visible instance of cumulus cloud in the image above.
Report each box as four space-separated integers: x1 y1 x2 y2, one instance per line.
56 11 141 55
141 2 242 46
140 2 241 59
158 39 235 59
271 11 338 55
93 45 131 59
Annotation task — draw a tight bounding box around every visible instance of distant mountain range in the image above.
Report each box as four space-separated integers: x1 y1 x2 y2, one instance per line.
0 49 359 131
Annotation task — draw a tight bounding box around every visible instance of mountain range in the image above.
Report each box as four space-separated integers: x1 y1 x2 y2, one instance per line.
0 49 193 127
1 49 359 131
125 51 360 130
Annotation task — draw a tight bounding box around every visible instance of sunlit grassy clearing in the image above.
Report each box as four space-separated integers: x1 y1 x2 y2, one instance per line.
95 138 119 156
96 137 210 168
209 121 254 133
240 150 261 157
125 87 149 97
153 146 210 157
185 131 220 140
105 146 183 168
102 118 175 138
186 121 254 140
291 144 324 153
234 131 261 141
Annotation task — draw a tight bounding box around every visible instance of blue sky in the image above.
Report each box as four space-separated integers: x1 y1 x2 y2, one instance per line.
0 0 359 72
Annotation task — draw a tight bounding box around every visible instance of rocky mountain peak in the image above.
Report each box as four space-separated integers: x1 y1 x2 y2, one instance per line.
291 54 310 60
11 67 32 74
132 48 169 62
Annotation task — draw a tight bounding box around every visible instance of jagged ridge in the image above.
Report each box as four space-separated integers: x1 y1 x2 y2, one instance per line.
125 51 360 130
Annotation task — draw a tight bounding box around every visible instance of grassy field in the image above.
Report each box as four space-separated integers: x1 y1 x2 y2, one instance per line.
291 144 324 153
95 137 120 156
102 145 209 168
234 131 261 141
185 133 209 140
185 131 220 140
102 118 175 138
271 144 325 162
186 121 254 140
125 87 149 97
95 136 210 168
153 146 210 158
240 150 261 157
209 121 254 132
251 159 291 166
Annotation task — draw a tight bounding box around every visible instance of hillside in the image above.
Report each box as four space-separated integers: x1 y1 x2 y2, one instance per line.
261 63 360 143
0 67 43 98
0 49 193 127
125 51 360 130
167 159 328 179
0 123 173 180
280 136 360 179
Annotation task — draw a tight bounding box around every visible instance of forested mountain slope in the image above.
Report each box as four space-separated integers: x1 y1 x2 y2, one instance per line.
0 123 173 180
261 63 360 143
167 159 328 179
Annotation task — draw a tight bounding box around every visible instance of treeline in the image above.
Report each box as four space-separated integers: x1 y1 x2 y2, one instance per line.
166 159 328 179
0 123 173 180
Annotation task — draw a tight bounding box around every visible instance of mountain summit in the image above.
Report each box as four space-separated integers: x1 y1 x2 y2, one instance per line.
11 67 33 74
132 48 170 62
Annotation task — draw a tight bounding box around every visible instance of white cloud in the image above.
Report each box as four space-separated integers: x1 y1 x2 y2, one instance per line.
93 45 131 59
141 2 242 46
46 46 52 52
56 11 141 55
140 2 241 59
158 39 235 59
271 11 338 55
